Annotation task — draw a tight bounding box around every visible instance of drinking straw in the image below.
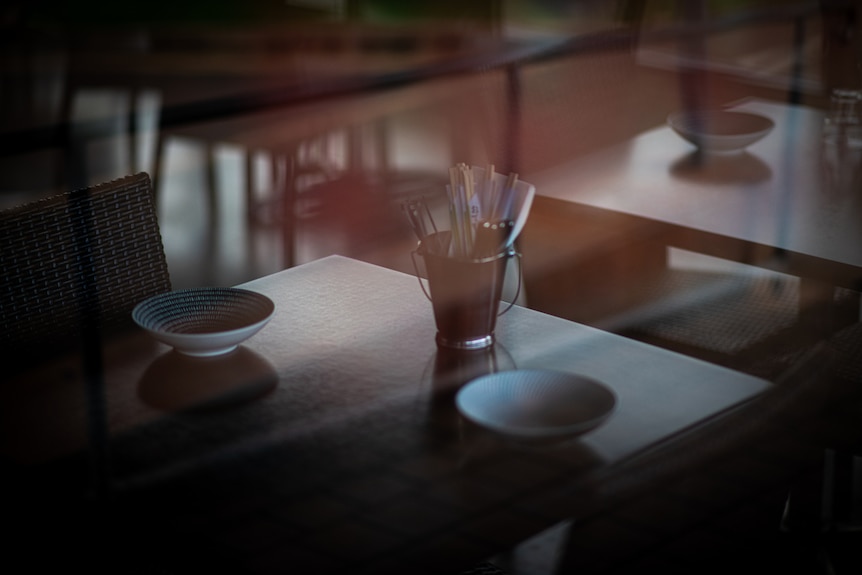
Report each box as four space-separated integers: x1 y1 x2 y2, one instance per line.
459 164 475 255
486 178 498 222
447 167 462 257
498 172 519 221
482 163 495 219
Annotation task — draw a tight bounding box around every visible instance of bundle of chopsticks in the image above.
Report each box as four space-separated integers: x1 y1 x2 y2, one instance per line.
403 163 521 259
445 163 518 259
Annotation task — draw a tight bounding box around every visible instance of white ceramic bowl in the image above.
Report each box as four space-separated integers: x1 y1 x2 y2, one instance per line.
667 110 774 154
455 369 616 442
132 288 275 357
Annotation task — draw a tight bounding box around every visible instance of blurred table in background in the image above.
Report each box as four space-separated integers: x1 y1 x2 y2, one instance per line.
523 98 861 369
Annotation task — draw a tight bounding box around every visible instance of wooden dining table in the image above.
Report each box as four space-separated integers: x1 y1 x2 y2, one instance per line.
3 255 772 574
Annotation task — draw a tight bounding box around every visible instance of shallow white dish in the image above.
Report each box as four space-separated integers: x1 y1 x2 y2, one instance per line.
132 288 275 357
667 109 774 154
455 369 616 441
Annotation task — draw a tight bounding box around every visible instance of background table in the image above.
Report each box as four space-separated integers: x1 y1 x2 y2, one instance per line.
533 98 862 283
4 255 770 574
529 98 862 332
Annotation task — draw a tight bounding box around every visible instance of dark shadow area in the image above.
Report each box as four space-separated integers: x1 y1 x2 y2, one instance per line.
137 346 277 412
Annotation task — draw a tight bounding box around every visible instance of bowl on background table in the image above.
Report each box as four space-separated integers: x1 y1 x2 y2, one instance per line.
667 109 774 154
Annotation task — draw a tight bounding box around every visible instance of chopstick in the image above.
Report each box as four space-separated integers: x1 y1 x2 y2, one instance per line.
448 164 476 258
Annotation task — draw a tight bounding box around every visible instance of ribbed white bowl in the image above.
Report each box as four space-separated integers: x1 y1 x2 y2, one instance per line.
133 288 274 357
668 110 774 154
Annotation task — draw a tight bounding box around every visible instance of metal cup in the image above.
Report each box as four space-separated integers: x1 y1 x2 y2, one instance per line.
412 231 519 350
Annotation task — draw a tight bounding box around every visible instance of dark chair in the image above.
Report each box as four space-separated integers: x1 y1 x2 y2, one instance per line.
519 195 850 383
0 172 171 373
605 265 859 380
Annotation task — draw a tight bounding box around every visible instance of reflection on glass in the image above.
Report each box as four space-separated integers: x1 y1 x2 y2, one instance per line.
417 344 517 449
821 88 862 194
426 343 517 401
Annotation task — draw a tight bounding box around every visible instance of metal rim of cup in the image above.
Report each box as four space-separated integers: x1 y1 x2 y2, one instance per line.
436 333 495 350
417 240 515 264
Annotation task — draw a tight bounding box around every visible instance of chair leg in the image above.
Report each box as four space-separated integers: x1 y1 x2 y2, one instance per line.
127 89 138 176
245 149 256 226
202 141 219 286
279 152 297 269
150 134 166 206
205 141 219 228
